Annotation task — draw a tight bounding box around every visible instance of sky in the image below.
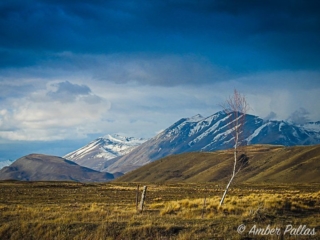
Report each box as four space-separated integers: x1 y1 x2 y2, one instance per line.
0 0 320 160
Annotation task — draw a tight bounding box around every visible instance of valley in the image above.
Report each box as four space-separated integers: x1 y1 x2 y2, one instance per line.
1 113 319 239
1 1 319 239
0 181 319 239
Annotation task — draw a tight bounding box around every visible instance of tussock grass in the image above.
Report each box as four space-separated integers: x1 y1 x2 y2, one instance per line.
157 191 320 218
0 181 319 239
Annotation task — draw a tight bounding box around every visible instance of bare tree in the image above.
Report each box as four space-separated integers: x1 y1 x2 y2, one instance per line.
219 89 250 206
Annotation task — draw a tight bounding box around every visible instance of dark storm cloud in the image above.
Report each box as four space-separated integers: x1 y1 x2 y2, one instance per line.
1 0 320 74
1 0 320 162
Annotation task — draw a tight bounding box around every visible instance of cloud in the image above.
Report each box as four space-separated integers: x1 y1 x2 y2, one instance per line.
0 1 319 160
0 81 110 141
287 108 311 125
0 81 36 98
1 1 319 72
1 52 229 86
92 54 228 86
263 111 277 121
47 81 91 102
0 75 319 160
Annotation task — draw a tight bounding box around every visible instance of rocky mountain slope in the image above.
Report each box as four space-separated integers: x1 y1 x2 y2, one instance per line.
64 134 146 172
106 111 320 173
0 154 115 182
116 144 320 183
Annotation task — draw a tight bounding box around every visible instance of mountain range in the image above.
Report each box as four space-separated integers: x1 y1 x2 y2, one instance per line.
2 111 319 181
95 111 320 173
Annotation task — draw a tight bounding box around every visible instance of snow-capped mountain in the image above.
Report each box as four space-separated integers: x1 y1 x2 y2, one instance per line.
0 159 14 170
64 134 146 172
105 111 320 173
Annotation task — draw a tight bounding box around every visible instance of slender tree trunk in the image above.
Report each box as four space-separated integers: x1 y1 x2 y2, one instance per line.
219 90 249 206
219 174 235 207
220 134 238 207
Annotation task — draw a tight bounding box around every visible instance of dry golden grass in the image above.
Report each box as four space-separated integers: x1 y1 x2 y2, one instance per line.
157 191 320 218
0 181 319 239
117 144 320 184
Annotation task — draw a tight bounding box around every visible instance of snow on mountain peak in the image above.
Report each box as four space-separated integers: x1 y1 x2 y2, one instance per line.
63 134 147 171
186 114 204 122
102 134 146 145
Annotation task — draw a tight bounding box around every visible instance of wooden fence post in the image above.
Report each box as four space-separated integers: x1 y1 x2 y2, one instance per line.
138 186 147 213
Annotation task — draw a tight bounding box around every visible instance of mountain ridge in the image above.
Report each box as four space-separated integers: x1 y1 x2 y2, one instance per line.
105 111 320 173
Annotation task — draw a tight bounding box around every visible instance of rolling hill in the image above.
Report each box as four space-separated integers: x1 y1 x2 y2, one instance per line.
0 154 115 182
116 144 320 183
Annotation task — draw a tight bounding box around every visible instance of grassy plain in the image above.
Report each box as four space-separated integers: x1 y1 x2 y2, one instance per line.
0 181 319 239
